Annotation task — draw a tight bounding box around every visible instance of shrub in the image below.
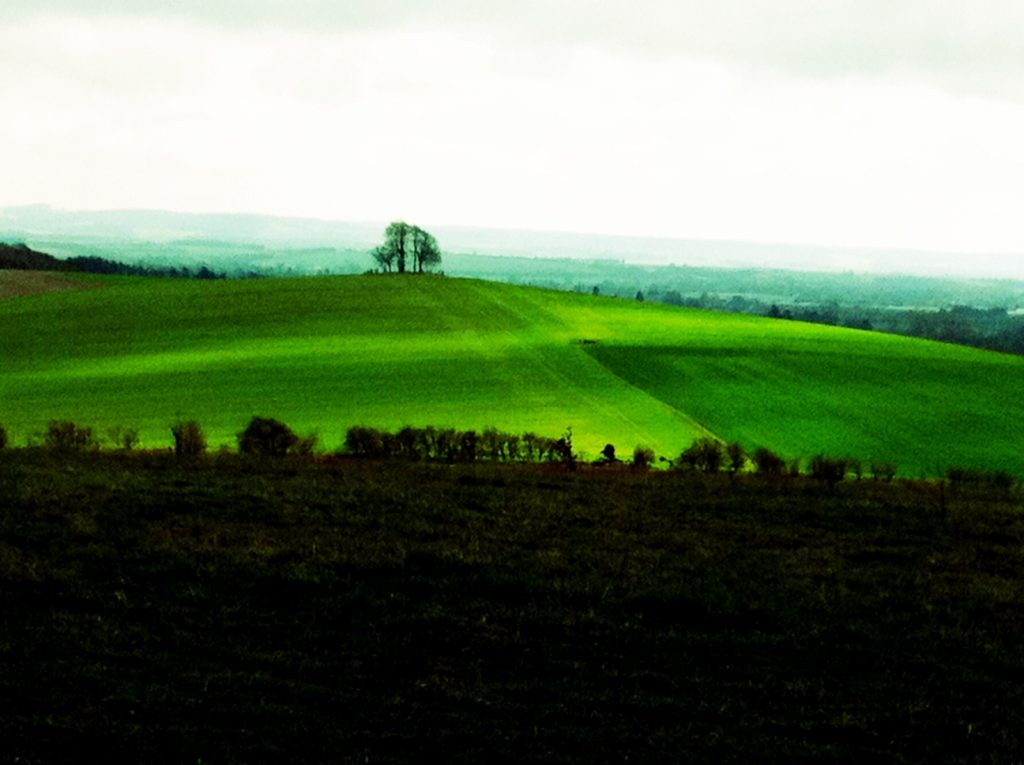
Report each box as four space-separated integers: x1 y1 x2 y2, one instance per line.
599 443 618 463
752 447 785 476
870 461 897 482
535 436 556 462
725 442 746 474
170 420 206 459
238 417 299 458
991 473 1015 491
521 432 541 462
395 426 421 460
632 445 655 470
0 424 7 451
946 466 974 485
417 426 439 460
678 437 724 473
947 466 1017 491
293 433 319 456
550 427 576 468
457 430 479 463
810 455 847 486
45 421 96 452
107 426 140 451
991 471 1017 491
504 433 521 462
344 426 385 459
435 428 459 462
481 427 504 462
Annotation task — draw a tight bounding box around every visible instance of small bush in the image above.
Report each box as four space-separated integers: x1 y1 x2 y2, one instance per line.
480 427 504 462
344 426 385 459
238 417 299 458
45 421 96 452
632 445 655 470
947 466 1017 491
725 442 746 474
598 443 618 464
504 433 521 462
458 430 479 463
170 420 206 459
678 437 725 473
810 455 847 486
870 461 897 482
293 433 319 456
521 432 541 462
550 427 576 468
752 447 785 476
946 467 978 486
991 471 1017 491
108 426 140 451
435 428 458 462
395 426 421 460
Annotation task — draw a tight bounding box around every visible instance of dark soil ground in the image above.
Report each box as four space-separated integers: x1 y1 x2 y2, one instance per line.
1 451 1022 763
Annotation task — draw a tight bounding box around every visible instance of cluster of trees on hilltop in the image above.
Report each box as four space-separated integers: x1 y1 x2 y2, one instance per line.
371 221 442 274
0 242 225 279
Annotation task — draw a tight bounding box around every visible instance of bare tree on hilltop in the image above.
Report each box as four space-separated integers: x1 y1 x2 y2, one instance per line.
372 221 442 274
410 226 441 273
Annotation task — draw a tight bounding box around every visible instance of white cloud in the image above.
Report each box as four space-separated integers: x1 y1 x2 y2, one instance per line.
2 7 1024 258
8 1 1024 94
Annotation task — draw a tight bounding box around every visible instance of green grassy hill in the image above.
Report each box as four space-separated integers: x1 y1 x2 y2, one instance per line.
2 273 1022 475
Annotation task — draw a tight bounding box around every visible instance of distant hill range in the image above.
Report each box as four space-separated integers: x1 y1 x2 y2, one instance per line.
3 203 1024 281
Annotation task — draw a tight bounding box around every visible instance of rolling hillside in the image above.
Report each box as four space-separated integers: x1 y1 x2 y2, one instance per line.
1 273 1022 475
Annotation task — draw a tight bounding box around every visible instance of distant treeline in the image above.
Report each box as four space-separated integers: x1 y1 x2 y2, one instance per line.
779 303 1024 356
0 242 226 280
718 295 1024 356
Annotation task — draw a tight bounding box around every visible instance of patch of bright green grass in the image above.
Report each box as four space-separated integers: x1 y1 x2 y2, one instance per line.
0 276 703 456
2 274 1022 474
587 324 1024 475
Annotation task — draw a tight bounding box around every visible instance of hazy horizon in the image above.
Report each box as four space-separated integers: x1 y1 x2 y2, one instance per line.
4 2 1024 272
4 203 1024 282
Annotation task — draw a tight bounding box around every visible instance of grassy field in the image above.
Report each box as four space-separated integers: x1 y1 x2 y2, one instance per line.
2 451 1023 763
2 273 1023 474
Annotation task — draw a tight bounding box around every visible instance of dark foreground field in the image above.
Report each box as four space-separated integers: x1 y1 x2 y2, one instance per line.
1 452 1023 763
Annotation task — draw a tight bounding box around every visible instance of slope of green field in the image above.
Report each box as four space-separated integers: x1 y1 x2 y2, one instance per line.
1 273 1022 474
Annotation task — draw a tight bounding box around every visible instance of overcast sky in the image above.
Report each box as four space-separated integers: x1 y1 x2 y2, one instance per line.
4 1 1024 263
